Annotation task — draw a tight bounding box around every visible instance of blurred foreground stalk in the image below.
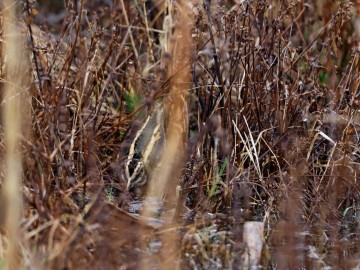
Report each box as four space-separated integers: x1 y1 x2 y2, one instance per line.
2 1 27 269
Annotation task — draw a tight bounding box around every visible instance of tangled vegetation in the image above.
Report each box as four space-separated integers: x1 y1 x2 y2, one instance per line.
1 0 360 269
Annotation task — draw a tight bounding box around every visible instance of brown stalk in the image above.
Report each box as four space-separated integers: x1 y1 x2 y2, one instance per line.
140 0 192 268
2 1 28 269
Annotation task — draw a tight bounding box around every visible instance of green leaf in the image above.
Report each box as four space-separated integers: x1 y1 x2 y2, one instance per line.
209 158 228 198
124 91 141 113
319 71 328 84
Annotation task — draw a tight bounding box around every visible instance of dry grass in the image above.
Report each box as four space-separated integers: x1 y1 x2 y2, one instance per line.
1 0 360 269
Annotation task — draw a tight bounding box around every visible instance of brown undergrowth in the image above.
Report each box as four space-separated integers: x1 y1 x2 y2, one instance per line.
1 0 360 269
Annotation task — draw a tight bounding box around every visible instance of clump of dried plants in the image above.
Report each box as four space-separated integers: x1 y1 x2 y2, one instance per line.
1 0 360 269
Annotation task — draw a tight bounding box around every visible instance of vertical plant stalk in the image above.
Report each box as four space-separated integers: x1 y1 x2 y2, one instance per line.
2 1 26 269
120 0 140 68
148 1 192 201
141 0 192 268
355 1 360 69
144 0 191 206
